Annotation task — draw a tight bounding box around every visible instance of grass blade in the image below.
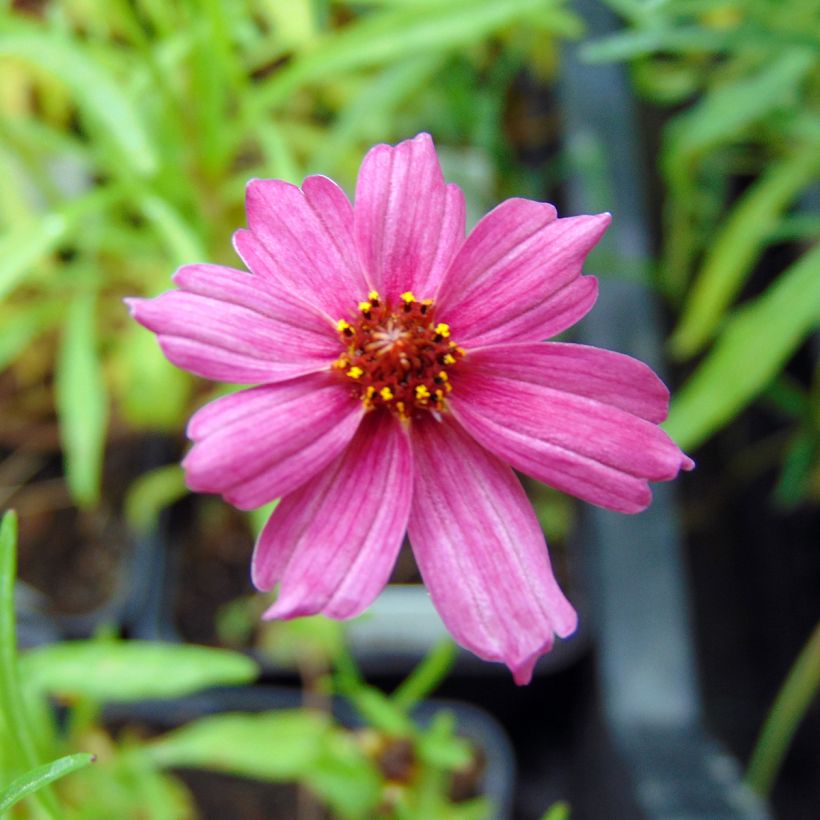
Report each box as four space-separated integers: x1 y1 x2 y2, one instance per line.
670 142 820 357
0 754 95 814
665 242 820 450
55 291 109 508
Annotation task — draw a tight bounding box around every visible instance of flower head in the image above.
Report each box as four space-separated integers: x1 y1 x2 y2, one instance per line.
127 133 693 685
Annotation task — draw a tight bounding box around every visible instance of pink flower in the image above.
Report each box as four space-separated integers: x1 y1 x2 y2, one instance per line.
128 133 692 685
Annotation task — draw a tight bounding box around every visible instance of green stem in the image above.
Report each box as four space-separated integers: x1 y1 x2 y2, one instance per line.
391 640 456 712
0 512 60 818
746 622 820 796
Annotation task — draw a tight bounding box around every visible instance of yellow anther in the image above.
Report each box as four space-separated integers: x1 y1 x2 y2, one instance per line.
358 301 372 312
422 298 433 306
415 385 431 401
368 290 380 301
435 389 444 402
443 354 456 365
437 370 448 382
400 291 416 303
337 319 352 333
380 387 394 401
434 323 450 338
365 386 376 399
334 356 348 369
346 366 363 379
396 401 407 417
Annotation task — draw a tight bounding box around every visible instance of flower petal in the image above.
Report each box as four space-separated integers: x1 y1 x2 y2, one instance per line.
354 132 465 301
408 416 577 685
239 174 370 316
126 264 339 383
436 199 610 346
463 342 671 423
183 373 364 509
450 368 693 514
253 411 412 620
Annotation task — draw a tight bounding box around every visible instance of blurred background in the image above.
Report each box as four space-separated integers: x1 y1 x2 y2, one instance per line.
1 1 818 818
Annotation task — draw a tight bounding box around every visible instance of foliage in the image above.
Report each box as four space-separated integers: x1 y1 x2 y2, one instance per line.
586 0 820 500
1 510 488 818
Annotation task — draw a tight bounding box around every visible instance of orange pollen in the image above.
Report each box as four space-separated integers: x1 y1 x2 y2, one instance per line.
334 292 464 419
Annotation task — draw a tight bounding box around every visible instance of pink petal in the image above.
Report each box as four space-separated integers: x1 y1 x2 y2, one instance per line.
435 200 610 346
450 367 693 514
253 411 412 620
462 342 671 423
183 373 364 509
354 133 465 301
126 264 339 384
238 174 370 317
408 416 577 685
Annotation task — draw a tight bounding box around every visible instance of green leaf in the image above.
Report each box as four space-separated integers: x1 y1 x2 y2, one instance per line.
146 710 330 779
55 291 109 508
306 728 383 819
124 464 188 534
665 242 820 450
664 49 816 169
22 641 259 702
0 512 60 816
746 622 820 796
0 29 157 175
0 185 123 301
0 753 95 814
147 711 382 818
249 0 559 112
541 800 571 820
671 142 820 357
416 711 472 770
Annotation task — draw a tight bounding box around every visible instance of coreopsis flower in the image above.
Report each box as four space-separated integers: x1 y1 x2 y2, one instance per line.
128 133 692 684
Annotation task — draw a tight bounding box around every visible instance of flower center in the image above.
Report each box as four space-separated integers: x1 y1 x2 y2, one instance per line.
334 291 464 420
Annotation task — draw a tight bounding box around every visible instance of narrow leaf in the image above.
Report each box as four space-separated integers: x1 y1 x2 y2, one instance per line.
0 753 95 814
671 142 820 357
146 711 329 778
0 30 157 175
665 49 815 166
22 641 259 702
666 242 820 449
55 291 109 508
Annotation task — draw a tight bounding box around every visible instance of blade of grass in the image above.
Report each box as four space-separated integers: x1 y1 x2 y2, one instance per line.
746 622 820 796
55 291 109 508
0 28 157 176
0 754 95 814
0 184 124 301
0 512 60 817
247 0 557 114
665 242 820 450
670 141 820 357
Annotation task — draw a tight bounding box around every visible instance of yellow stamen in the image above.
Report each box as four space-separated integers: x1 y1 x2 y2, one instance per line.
400 291 416 303
437 370 448 382
396 401 407 417
380 387 394 401
434 323 450 338
346 366 363 379
334 356 349 369
368 290 380 301
337 319 352 333
415 385 431 401
358 301 372 313
443 354 456 365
